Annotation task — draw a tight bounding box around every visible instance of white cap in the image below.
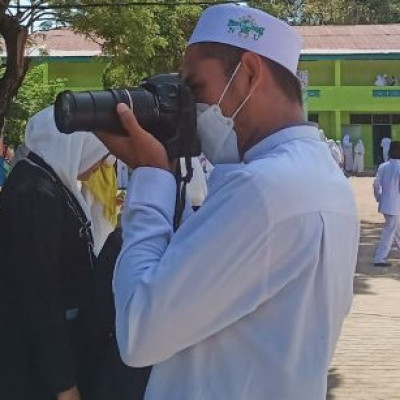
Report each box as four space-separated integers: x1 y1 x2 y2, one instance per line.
189 4 302 76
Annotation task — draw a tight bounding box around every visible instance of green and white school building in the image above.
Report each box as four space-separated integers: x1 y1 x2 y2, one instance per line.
7 24 400 169
298 24 400 168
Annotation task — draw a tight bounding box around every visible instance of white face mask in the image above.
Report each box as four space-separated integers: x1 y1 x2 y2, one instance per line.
196 62 252 165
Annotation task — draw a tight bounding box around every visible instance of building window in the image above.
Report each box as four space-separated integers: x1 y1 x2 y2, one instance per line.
372 114 391 125
308 114 319 123
350 114 372 124
350 114 400 125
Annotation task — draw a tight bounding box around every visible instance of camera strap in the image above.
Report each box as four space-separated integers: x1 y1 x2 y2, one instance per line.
173 156 193 231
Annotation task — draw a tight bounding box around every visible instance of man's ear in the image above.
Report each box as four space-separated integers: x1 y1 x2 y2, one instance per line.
240 52 264 94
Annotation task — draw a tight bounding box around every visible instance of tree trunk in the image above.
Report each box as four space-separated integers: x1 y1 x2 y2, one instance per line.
0 13 30 138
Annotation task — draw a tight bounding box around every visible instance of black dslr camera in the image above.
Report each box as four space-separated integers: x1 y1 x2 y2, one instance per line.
54 73 201 159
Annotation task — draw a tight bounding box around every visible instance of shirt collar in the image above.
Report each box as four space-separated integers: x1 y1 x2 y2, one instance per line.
243 124 320 163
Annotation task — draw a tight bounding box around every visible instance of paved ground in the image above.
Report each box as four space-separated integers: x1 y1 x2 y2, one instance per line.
328 176 400 400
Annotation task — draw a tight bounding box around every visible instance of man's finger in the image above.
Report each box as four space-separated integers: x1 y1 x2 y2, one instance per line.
116 102 166 152
117 103 142 138
95 130 138 167
115 102 170 170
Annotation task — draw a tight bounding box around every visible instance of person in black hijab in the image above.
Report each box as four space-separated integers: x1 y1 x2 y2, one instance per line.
0 107 109 400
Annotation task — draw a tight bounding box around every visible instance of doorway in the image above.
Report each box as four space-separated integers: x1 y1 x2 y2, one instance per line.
373 125 392 165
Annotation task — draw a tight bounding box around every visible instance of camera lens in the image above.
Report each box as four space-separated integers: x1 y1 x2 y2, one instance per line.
54 91 77 134
54 89 159 136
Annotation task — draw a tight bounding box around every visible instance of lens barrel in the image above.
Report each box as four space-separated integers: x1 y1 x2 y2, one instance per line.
54 88 158 135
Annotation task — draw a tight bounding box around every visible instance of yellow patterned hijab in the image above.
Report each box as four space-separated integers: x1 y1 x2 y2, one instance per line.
82 158 118 227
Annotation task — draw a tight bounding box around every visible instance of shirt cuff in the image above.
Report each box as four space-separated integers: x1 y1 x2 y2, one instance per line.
126 167 177 214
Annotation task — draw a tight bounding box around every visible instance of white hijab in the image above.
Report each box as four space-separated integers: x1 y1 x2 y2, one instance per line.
25 106 109 221
342 135 351 148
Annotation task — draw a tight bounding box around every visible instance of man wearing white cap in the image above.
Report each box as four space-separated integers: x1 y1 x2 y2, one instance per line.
98 4 359 400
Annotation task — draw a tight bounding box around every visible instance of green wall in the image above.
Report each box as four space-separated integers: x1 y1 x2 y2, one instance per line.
360 125 374 168
392 125 400 141
317 112 334 137
307 86 400 112
48 60 106 89
341 112 350 125
298 60 335 86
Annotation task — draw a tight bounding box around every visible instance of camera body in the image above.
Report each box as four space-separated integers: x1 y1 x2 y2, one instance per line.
54 73 201 159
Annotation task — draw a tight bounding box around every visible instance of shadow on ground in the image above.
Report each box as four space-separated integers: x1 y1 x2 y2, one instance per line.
327 218 400 398
352 220 400 296
327 368 342 400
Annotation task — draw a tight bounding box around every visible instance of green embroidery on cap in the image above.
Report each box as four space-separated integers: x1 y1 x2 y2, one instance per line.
228 15 265 41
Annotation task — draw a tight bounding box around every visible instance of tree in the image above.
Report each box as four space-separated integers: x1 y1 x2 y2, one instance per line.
0 1 55 137
301 0 400 25
250 0 303 22
6 63 66 147
54 1 204 87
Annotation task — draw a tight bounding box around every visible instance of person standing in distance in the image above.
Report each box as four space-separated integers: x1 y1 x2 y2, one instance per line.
353 138 365 174
374 141 400 267
342 134 354 172
381 136 392 163
97 5 360 400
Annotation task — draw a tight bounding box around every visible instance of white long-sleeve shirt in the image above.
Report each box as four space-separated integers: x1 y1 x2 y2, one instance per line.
374 159 400 215
114 125 359 400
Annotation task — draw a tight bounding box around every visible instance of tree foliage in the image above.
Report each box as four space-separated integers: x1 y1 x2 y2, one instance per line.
6 64 66 147
0 0 56 147
250 0 302 22
52 1 203 87
301 0 400 25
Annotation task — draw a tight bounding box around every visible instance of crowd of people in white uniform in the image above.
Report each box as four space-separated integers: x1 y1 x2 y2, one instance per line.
325 132 400 269
375 74 399 87
319 131 365 174
339 134 365 173
321 132 400 268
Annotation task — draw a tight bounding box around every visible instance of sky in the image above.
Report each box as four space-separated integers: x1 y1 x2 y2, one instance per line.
9 1 56 30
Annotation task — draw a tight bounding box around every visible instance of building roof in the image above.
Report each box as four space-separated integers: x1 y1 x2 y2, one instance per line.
297 24 400 55
0 28 103 57
1 25 400 58
28 29 103 57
